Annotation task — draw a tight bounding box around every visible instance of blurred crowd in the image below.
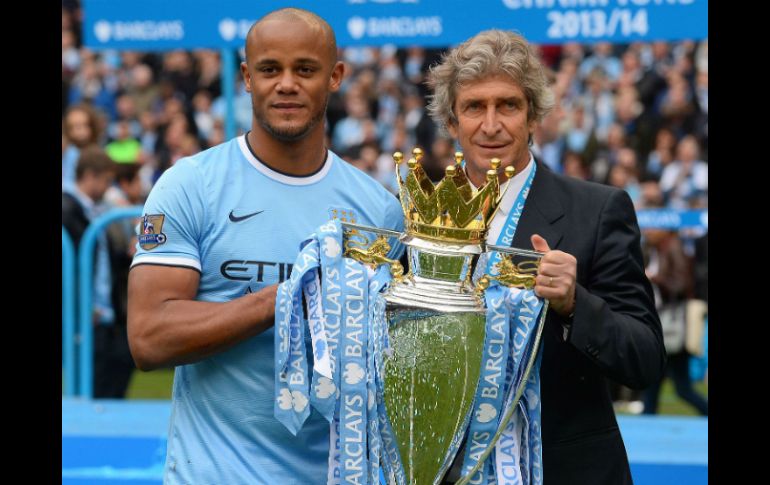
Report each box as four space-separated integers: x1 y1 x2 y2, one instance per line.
62 2 707 412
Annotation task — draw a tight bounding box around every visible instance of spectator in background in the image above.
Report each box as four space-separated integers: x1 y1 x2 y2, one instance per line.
343 45 378 71
155 114 198 178
375 77 402 144
125 64 160 115
192 89 216 142
608 148 642 206
68 50 118 119
107 94 142 141
578 42 622 85
554 56 581 106
614 85 654 156
641 225 708 416
332 87 377 153
354 68 382 119
62 147 128 398
343 141 380 177
62 103 103 191
161 50 199 104
660 135 708 209
693 69 708 159
402 46 428 89
402 88 436 151
580 68 615 144
657 71 695 139
562 150 590 181
645 127 677 178
62 28 81 81
590 122 626 183
532 88 566 173
620 45 666 116
378 44 403 83
106 120 143 164
193 50 222 99
564 103 593 155
104 163 147 398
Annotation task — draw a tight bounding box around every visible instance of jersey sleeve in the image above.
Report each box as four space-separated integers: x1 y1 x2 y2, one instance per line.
131 158 207 272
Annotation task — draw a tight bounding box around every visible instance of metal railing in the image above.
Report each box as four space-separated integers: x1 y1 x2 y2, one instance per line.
62 228 77 397
63 206 143 399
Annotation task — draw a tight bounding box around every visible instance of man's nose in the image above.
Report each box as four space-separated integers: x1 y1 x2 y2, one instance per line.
480 106 502 136
276 70 299 93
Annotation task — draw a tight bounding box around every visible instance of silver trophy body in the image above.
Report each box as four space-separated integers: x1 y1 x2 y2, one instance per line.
383 235 487 485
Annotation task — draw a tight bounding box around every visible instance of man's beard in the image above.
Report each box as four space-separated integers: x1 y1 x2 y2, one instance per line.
255 97 328 142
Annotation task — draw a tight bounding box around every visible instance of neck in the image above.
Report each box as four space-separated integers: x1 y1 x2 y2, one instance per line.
75 182 97 204
246 124 328 176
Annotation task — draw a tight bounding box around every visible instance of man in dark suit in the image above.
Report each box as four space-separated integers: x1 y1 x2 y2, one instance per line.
62 147 135 398
428 30 665 484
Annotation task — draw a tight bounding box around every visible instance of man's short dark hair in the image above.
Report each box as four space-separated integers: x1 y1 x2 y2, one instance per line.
115 162 141 185
75 147 116 180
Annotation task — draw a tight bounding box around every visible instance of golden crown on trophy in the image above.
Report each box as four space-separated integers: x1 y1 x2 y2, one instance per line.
394 147 514 244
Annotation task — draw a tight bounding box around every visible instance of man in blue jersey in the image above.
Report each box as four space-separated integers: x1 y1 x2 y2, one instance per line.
127 8 403 484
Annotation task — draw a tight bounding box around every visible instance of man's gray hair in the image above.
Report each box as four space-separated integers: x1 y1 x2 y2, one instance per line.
427 29 554 136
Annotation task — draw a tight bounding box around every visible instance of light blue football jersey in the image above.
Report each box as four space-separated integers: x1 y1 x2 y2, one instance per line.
131 134 404 484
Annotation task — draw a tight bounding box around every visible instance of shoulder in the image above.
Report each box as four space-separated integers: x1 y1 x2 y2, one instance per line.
330 151 395 200
540 164 621 208
62 192 86 221
61 191 78 208
152 140 239 192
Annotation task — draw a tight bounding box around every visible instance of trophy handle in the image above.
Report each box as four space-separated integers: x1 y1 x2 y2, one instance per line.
475 252 541 293
454 299 549 485
341 222 406 282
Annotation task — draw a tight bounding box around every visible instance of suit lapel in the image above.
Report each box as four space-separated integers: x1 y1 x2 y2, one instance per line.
510 161 565 251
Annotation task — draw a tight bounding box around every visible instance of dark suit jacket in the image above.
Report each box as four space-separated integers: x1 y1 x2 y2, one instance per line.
62 192 128 326
509 161 665 484
62 192 90 248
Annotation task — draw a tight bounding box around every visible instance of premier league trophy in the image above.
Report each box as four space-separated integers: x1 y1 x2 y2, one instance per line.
274 148 548 485
342 149 548 485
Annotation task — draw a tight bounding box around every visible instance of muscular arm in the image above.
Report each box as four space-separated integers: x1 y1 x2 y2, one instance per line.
127 264 277 371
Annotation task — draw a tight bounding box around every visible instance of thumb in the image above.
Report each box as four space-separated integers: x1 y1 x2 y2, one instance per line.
531 234 550 253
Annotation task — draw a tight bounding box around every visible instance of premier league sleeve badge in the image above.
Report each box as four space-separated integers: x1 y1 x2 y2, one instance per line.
138 214 167 250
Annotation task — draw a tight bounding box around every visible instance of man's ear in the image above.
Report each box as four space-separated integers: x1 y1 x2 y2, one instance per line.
329 61 345 93
240 62 251 93
446 119 458 140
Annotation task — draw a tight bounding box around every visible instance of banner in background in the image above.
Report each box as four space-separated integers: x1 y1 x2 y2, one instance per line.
83 0 708 50
636 209 707 231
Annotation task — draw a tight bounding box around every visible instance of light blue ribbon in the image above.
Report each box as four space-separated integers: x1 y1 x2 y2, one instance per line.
312 221 347 422
461 285 511 485
274 239 320 434
339 256 370 484
276 219 400 485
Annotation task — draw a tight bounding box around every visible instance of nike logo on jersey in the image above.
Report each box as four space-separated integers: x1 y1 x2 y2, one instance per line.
228 210 264 222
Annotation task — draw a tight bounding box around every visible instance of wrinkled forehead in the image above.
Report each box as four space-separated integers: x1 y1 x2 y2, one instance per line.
454 73 527 100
